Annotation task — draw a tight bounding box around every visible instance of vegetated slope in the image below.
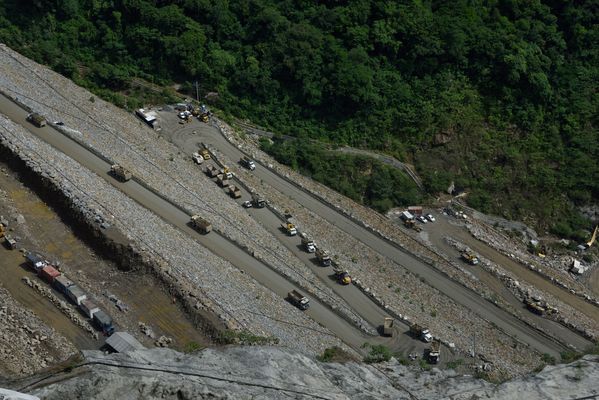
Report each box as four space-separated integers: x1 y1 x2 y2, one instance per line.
0 0 596 233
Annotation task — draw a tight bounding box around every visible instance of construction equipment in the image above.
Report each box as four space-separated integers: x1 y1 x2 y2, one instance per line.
410 324 433 342
110 164 132 182
220 167 233 180
216 174 230 187
281 220 297 236
240 156 256 171
300 233 316 253
4 235 17 250
192 152 204 164
205 165 219 178
228 186 241 198
200 148 211 160
251 192 266 208
586 225 598 248
315 248 332 267
190 215 212 234
461 251 479 265
287 290 310 310
404 219 422 232
26 113 46 127
428 339 441 363
382 317 394 337
333 267 352 285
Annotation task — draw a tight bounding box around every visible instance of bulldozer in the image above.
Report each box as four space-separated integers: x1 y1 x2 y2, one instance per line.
333 267 351 285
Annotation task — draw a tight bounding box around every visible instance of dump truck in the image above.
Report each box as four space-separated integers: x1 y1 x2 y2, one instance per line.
4 235 17 250
110 164 132 182
216 174 230 187
200 148 211 160
410 324 433 342
428 339 441 363
205 165 219 178
26 113 47 127
190 215 212 234
240 156 256 171
288 290 309 310
333 267 352 285
404 219 422 232
315 248 332 267
300 234 316 253
461 251 479 265
228 186 241 198
220 167 233 180
251 192 266 208
281 221 297 236
192 152 204 164
382 317 394 336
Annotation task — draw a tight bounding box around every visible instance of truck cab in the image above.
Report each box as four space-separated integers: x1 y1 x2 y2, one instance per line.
251 193 267 208
300 234 316 252
282 222 297 236
315 248 332 267
240 156 256 171
333 268 352 285
288 290 310 310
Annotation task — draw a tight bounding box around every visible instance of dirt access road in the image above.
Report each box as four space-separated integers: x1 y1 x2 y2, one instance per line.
164 113 575 358
0 161 208 351
420 215 593 351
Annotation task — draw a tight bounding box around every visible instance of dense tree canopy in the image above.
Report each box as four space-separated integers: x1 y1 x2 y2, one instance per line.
0 0 596 234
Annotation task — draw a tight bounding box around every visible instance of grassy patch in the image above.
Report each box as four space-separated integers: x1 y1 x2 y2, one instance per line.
215 330 279 346
317 346 354 363
364 344 392 364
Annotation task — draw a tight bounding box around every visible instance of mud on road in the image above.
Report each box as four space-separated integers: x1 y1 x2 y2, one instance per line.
0 162 210 353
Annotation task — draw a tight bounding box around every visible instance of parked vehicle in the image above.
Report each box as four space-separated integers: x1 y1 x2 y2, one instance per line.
251 192 267 208
461 251 479 265
287 290 310 310
39 265 60 283
410 324 433 342
382 317 394 337
216 173 230 187
300 233 316 253
66 284 87 306
4 235 17 250
315 248 332 267
242 200 253 208
426 213 436 222
228 186 242 198
333 267 352 285
205 165 219 178
192 152 204 164
417 215 427 223
428 339 441 363
93 310 115 336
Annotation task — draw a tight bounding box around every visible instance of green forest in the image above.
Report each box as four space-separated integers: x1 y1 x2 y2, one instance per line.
0 0 597 237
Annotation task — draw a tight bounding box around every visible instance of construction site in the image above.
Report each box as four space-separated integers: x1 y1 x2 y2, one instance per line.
0 42 598 392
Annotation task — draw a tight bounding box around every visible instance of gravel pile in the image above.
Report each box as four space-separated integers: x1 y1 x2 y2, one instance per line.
0 286 76 377
214 119 540 377
0 44 370 335
0 115 346 356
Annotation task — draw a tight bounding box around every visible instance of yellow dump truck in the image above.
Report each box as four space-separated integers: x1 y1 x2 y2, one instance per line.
461 251 479 265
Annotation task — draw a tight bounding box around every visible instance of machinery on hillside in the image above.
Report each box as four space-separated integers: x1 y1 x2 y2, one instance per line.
190 215 212 234
110 164 132 182
461 251 479 265
333 267 352 285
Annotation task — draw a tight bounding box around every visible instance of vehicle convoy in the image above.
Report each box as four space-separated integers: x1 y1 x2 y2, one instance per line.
200 148 211 160
26 112 46 127
240 156 256 171
428 339 441 363
228 186 241 198
410 324 433 342
382 317 394 337
461 251 480 265
216 174 230 187
281 221 297 236
205 165 219 178
190 215 212 234
315 248 332 267
110 164 132 182
300 233 316 252
287 290 310 310
251 192 267 208
192 152 204 164
333 267 352 285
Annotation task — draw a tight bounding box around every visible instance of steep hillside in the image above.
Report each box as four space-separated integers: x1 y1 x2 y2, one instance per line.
0 0 596 233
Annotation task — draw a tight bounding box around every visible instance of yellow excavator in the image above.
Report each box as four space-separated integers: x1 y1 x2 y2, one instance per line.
587 225 598 248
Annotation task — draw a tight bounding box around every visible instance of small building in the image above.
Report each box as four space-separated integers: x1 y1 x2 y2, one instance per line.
105 331 145 353
570 259 588 275
408 206 423 216
39 265 60 283
53 275 73 294
80 299 100 319
135 108 158 126
66 284 87 305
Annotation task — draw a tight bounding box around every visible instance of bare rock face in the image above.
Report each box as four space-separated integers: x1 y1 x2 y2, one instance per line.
26 347 599 400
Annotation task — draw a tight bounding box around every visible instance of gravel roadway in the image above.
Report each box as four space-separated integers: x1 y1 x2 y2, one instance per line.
167 116 571 358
